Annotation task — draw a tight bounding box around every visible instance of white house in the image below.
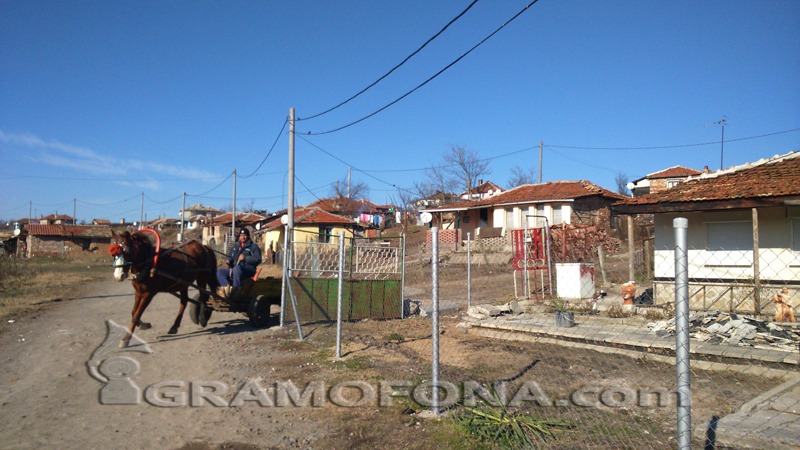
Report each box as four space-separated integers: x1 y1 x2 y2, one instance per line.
613 151 800 316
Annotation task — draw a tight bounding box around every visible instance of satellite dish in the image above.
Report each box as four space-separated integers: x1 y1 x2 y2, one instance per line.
255 222 261 231
13 228 21 236
626 182 635 190
280 215 288 225
420 212 432 224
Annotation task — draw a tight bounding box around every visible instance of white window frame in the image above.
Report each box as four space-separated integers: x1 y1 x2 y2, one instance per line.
704 221 753 267
792 219 800 264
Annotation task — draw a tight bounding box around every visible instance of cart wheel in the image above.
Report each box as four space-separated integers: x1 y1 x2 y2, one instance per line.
248 295 270 328
199 300 212 328
189 294 202 325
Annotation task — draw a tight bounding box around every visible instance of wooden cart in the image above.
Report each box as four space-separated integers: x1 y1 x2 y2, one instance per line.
186 268 282 328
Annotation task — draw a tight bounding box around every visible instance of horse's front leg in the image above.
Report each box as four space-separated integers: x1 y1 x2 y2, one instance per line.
168 288 189 335
121 292 155 347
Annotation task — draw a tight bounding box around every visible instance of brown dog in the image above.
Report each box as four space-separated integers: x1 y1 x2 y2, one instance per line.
772 288 795 323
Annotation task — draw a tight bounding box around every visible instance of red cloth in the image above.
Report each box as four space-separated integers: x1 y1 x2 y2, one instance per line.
108 244 123 257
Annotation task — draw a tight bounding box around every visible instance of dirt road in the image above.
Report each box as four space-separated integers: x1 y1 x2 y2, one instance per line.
0 277 319 450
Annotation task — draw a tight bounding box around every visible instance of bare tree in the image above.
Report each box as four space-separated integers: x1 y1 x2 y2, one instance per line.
240 199 255 212
507 166 537 188
441 144 491 197
615 173 631 196
330 175 370 200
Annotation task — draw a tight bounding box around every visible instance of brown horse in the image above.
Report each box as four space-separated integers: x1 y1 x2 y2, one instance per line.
109 229 218 347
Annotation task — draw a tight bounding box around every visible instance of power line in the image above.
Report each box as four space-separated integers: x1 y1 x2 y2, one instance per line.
546 127 800 150
239 119 288 179
0 173 227 182
298 0 480 121
187 171 234 197
297 135 417 196
144 194 182 205
77 194 141 206
301 0 540 135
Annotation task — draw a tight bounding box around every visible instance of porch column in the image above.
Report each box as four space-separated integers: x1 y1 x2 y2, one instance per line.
752 208 761 315
627 215 635 282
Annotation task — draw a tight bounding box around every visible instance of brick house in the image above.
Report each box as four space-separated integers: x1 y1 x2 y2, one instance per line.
39 214 76 225
629 166 705 197
26 225 112 256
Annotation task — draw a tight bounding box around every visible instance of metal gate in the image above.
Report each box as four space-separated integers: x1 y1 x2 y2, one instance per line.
285 231 404 322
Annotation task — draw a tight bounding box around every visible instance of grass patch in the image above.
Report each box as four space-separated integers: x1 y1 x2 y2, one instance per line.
384 332 404 342
451 386 572 449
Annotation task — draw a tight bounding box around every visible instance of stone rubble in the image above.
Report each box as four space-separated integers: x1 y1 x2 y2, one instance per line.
648 310 800 352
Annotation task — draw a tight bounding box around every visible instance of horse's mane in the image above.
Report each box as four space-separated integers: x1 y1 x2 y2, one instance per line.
130 231 156 248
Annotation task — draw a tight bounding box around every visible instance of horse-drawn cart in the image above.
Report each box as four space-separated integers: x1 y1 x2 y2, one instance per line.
186 269 282 329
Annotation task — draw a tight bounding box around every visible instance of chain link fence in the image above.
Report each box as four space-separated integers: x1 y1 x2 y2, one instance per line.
275 221 798 449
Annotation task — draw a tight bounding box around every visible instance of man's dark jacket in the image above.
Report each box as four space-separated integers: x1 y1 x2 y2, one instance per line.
227 239 262 270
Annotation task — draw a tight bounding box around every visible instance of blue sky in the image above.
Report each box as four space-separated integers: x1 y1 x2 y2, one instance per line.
2 1 799 223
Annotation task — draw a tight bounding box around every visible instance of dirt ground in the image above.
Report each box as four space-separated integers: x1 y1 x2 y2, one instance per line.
0 256 787 450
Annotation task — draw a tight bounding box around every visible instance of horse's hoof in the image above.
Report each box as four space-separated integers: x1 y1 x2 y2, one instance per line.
168 327 178 335
139 322 152 330
118 340 129 348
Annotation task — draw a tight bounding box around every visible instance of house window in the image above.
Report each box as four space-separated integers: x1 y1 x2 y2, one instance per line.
319 226 333 243
536 204 545 227
705 221 753 266
667 180 680 188
792 219 800 263
505 208 514 229
552 205 563 225
706 222 752 251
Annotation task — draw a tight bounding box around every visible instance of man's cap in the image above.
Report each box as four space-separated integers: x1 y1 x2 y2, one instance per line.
239 228 250 236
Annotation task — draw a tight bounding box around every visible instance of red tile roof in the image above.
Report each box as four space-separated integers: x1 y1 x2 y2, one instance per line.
207 212 266 225
306 197 377 214
427 180 626 211
615 151 800 212
263 207 355 229
643 166 702 179
40 214 75 221
27 225 112 238
462 180 504 195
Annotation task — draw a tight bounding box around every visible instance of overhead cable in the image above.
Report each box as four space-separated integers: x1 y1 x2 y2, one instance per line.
298 0 480 121
239 119 289 179
302 0 540 135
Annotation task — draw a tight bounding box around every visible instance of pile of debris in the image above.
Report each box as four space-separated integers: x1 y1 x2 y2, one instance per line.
648 310 800 352
463 300 531 322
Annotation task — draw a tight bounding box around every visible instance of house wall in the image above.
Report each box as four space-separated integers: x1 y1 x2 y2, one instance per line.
260 225 356 250
653 207 799 283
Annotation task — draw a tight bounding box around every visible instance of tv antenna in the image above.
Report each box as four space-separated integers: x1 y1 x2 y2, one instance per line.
706 116 727 170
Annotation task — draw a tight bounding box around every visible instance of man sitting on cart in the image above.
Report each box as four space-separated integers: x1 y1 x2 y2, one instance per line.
217 228 261 290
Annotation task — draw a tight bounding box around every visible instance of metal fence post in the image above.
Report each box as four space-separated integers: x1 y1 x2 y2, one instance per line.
431 226 440 415
467 232 471 309
335 231 345 358
674 217 691 449
280 229 288 328
401 234 406 319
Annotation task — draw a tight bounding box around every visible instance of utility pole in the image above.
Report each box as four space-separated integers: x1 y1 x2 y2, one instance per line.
180 191 186 243
232 169 237 243
140 192 144 230
29 201 32 225
288 108 295 250
347 167 351 198
73 198 76 225
539 141 543 184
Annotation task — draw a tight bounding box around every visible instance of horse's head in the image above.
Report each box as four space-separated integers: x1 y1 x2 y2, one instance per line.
109 230 134 281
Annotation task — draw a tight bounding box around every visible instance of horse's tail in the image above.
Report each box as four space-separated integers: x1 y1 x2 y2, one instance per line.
204 245 219 291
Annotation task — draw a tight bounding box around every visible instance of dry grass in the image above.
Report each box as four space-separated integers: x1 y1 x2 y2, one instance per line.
0 254 105 320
